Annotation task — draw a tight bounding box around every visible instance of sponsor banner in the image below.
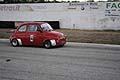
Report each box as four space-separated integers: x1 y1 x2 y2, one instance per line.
105 2 120 16
0 4 46 11
69 2 99 10
0 3 66 12
0 5 20 11
0 2 120 30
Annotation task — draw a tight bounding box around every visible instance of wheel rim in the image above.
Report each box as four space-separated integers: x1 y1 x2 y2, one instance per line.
12 40 18 46
44 41 51 48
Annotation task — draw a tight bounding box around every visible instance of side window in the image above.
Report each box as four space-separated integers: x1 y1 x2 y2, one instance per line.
27 25 38 32
18 25 27 32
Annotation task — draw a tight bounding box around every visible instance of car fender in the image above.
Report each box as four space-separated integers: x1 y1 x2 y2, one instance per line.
50 40 56 46
43 39 56 47
17 39 22 45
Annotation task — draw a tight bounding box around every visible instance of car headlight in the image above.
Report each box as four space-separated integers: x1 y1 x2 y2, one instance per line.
60 35 66 39
61 33 64 36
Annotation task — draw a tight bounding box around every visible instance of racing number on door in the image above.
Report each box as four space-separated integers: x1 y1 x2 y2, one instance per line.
30 35 34 42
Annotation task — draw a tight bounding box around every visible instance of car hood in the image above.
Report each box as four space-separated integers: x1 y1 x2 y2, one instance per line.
44 31 64 37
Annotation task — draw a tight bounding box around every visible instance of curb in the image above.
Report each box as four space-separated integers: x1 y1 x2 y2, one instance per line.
0 39 9 42
67 42 120 48
67 42 120 47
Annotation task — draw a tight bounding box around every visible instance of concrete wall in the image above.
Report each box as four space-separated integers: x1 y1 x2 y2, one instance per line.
0 2 120 30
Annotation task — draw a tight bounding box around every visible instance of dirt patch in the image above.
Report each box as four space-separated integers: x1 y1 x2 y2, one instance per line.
0 29 120 45
56 29 120 45
0 29 11 38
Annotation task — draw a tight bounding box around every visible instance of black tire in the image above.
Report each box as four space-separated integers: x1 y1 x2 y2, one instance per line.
11 39 19 47
44 40 51 49
60 44 64 47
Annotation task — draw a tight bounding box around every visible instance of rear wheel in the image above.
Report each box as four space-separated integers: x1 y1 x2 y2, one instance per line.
44 41 51 49
11 39 19 47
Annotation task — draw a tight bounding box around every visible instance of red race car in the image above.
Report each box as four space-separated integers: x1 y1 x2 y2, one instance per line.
9 22 66 48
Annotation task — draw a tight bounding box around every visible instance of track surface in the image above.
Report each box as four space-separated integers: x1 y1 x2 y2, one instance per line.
0 39 120 80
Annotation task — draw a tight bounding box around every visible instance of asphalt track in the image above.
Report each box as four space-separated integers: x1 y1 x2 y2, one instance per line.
0 39 120 80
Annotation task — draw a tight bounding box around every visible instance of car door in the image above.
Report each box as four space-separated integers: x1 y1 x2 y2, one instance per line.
27 24 44 46
15 24 28 45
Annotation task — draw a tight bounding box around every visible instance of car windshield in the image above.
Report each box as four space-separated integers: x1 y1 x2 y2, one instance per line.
41 23 53 31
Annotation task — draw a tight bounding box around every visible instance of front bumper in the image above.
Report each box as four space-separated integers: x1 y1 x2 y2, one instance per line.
56 37 66 46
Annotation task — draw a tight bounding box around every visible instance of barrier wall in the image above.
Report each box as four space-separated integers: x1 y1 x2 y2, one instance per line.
0 2 120 30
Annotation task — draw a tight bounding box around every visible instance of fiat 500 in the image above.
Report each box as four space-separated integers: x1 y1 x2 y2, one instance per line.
9 22 66 48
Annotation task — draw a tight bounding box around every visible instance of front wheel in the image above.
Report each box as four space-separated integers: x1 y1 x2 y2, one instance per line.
44 41 51 49
11 39 19 47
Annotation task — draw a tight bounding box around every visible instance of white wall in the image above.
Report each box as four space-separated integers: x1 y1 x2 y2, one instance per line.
0 2 120 30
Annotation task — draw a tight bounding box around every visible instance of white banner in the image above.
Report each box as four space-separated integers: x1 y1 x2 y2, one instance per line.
0 2 120 30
